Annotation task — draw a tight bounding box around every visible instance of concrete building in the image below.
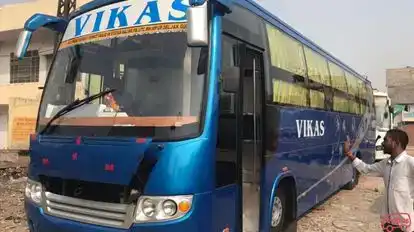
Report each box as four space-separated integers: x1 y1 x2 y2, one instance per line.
386 66 414 105
0 0 91 150
386 67 414 147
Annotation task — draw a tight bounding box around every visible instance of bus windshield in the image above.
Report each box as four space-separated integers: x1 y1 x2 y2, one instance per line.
374 96 390 130
37 32 208 140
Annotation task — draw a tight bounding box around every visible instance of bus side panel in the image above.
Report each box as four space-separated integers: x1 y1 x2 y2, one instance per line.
359 120 376 164
263 105 362 219
361 87 377 164
356 95 376 164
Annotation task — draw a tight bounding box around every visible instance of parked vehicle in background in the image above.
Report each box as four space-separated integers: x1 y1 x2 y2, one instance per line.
373 90 393 160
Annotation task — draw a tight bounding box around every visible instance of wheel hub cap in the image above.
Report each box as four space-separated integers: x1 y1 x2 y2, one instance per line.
271 196 283 227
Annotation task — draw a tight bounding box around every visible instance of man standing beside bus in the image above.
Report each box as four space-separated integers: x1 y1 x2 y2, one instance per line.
344 129 414 232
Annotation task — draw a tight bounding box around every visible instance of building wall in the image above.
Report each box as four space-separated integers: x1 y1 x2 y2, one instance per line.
0 0 93 32
0 30 54 87
0 28 54 150
386 67 414 105
8 98 39 149
0 0 94 150
397 124 414 147
0 105 8 149
394 112 403 127
0 0 57 32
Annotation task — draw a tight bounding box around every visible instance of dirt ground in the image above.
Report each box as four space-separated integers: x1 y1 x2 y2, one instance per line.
0 162 385 232
0 165 29 232
298 175 385 232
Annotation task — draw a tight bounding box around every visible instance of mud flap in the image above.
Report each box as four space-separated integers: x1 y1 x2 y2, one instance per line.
283 220 297 232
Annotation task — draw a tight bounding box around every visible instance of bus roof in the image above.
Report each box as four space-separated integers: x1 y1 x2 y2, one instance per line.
70 0 371 85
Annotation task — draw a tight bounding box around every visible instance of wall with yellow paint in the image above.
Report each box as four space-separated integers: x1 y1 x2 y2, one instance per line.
2 82 86 150
0 85 42 150
8 97 40 149
0 0 96 150
0 83 43 105
0 0 93 32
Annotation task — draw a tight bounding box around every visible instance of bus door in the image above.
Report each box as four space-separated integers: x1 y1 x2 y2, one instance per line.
240 46 264 232
219 36 265 232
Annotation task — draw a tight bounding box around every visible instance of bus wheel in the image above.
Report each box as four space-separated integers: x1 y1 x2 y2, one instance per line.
271 187 286 231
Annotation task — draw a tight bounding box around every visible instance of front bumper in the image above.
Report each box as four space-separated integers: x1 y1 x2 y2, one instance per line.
25 192 212 232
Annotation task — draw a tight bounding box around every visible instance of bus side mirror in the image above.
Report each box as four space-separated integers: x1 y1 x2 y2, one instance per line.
384 112 389 119
376 135 381 143
15 13 68 59
16 30 33 60
221 67 240 93
187 2 208 47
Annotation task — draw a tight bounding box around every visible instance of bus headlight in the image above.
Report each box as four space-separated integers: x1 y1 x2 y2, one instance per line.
25 179 43 204
162 200 177 216
142 198 157 217
134 195 192 222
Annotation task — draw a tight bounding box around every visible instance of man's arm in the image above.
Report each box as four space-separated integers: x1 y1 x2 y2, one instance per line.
345 150 385 176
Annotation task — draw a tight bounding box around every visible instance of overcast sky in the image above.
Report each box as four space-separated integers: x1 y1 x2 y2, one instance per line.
257 0 414 92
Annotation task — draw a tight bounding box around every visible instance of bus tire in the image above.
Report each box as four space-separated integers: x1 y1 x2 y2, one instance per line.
270 187 286 232
343 167 359 190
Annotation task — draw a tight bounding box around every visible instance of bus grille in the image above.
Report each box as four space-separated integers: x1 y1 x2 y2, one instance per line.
43 192 135 229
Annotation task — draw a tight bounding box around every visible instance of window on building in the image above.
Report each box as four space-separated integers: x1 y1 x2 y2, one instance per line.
10 50 40 83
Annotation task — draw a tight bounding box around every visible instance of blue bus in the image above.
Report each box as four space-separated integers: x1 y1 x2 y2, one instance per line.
17 0 376 231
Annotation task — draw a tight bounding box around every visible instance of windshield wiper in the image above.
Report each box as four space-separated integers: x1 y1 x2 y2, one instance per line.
39 88 116 134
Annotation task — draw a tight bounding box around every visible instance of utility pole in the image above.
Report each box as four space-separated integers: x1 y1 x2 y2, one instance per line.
54 0 76 52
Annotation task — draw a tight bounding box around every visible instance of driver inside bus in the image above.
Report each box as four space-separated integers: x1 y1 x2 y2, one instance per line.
105 79 134 115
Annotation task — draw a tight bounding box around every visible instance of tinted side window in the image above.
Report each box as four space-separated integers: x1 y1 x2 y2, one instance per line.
345 72 359 97
304 46 331 86
329 62 348 93
303 46 332 110
222 4 269 101
329 62 350 113
266 24 308 107
222 5 265 48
